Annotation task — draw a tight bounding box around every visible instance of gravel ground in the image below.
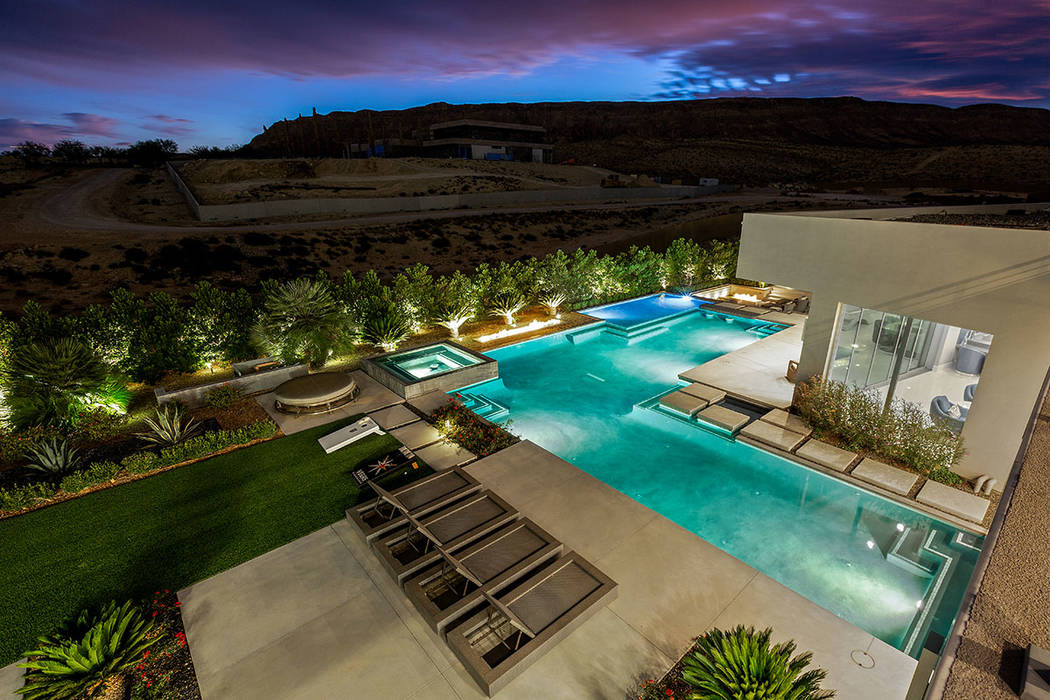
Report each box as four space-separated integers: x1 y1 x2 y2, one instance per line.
901 212 1050 230
942 385 1050 698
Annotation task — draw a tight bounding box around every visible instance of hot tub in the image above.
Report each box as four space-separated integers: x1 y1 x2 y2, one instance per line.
362 342 497 399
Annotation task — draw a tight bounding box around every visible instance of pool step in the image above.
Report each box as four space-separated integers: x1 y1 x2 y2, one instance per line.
566 326 604 345
746 323 782 338
461 393 509 421
603 324 669 345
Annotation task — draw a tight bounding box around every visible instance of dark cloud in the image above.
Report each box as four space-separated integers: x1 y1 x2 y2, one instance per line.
0 0 1047 112
0 113 118 148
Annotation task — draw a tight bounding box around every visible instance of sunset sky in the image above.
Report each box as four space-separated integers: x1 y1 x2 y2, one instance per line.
2 0 1048 149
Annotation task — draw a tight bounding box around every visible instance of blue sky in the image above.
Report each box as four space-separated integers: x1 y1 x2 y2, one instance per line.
1 0 1047 149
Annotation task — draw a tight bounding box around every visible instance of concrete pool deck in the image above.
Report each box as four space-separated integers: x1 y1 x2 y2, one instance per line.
679 319 805 409
179 439 916 699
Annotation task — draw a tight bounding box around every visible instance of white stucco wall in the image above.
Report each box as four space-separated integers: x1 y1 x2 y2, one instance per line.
736 209 1050 486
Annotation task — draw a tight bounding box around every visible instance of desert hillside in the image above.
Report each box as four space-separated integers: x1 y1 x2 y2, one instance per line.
245 97 1050 192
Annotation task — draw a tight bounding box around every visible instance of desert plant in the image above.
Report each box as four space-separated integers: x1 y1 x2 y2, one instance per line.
25 438 81 479
434 299 475 339
5 338 114 429
359 294 413 351
204 383 241 410
539 292 565 317
681 626 833 700
137 406 199 448
490 291 525 326
253 279 350 367
18 600 160 700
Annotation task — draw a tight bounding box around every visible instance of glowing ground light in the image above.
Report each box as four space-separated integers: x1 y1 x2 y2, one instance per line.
476 318 560 343
866 540 875 549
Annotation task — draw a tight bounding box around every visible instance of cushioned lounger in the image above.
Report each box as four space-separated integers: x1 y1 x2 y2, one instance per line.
347 468 481 541
372 490 518 584
445 551 618 696
403 518 563 632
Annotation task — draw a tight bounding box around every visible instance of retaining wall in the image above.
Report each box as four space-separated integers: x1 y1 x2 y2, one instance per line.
155 364 309 408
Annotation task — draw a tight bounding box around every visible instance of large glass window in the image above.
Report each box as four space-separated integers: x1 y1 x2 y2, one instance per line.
828 304 994 432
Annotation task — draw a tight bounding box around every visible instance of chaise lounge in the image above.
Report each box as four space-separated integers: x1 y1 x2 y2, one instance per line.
445 551 618 696
347 467 482 541
372 489 518 584
403 518 563 632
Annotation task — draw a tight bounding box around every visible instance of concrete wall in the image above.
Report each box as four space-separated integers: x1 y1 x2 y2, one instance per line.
180 183 721 222
166 161 201 219
155 364 308 408
736 209 1050 486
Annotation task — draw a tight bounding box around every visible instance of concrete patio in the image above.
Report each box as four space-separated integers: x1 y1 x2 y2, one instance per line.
180 439 917 699
256 369 403 435
680 320 805 409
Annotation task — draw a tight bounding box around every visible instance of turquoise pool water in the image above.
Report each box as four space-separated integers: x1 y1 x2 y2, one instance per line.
584 292 710 328
454 303 981 657
377 343 482 382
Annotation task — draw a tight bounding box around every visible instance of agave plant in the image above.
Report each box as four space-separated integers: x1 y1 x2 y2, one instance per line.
25 438 80 479
18 600 159 700
137 406 199 447
539 292 565 317
490 291 525 326
681 626 833 700
435 300 475 339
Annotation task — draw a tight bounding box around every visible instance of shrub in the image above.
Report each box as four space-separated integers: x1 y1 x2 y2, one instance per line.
137 406 200 448
681 626 834 700
121 451 159 475
18 600 160 700
5 338 114 429
25 439 81 479
253 278 351 367
360 308 412 352
59 461 122 494
0 425 63 464
204 383 241 410
431 400 517 457
795 377 965 478
0 482 55 514
70 407 128 443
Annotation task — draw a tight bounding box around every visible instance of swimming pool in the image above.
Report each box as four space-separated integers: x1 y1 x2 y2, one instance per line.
377 342 483 381
454 299 981 658
583 292 710 329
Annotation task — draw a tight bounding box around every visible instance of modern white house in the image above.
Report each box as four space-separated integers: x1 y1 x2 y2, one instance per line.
737 202 1050 490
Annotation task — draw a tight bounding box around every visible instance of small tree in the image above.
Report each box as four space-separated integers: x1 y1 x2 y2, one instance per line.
126 139 178 167
490 291 525 326
5 338 114 429
51 140 89 164
10 141 50 167
253 278 350 367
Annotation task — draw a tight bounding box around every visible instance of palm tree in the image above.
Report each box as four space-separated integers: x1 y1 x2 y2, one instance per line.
490 291 525 327
435 300 475 339
681 626 833 700
5 338 111 429
252 279 350 367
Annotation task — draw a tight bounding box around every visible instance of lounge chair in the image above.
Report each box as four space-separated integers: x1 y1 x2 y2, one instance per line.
373 490 518 584
931 395 967 433
347 467 481 541
445 551 618 696
403 518 563 632
963 383 977 402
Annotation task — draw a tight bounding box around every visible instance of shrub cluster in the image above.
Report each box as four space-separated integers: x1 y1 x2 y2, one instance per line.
795 377 965 483
430 400 518 457
203 384 242 409
0 421 277 516
0 239 738 385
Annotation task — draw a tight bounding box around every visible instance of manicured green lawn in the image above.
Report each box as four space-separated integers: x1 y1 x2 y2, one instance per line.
0 417 425 665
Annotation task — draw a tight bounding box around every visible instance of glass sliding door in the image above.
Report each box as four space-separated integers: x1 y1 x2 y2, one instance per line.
830 304 936 395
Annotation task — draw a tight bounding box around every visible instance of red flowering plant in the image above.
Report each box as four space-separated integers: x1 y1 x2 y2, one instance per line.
129 590 200 700
430 399 517 457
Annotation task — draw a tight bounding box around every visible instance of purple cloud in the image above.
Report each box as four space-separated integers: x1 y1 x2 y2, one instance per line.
144 114 194 136
0 112 119 148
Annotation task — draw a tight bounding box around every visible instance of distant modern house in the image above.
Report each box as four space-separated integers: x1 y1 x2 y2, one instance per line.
342 119 552 162
421 120 551 163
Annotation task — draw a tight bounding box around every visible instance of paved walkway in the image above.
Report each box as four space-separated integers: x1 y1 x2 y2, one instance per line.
680 321 805 408
180 440 916 699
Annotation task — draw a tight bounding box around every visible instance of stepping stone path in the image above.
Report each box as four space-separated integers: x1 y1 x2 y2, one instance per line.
851 458 919 495
796 440 857 472
917 480 989 523
369 404 420 430
697 405 750 433
760 409 812 437
739 421 808 452
417 442 476 471
390 422 442 450
680 383 727 404
659 390 708 416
